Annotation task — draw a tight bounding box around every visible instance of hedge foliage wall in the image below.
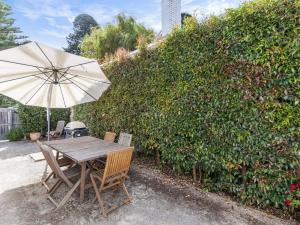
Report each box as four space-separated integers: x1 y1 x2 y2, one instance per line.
0 94 70 134
74 0 300 209
18 105 70 134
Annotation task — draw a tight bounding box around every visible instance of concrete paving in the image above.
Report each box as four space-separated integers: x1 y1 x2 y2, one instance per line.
0 140 297 225
0 140 39 160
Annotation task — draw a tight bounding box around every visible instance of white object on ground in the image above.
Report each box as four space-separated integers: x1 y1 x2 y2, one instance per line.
28 150 57 162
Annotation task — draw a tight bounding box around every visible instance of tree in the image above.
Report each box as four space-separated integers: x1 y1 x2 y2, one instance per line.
181 12 192 26
80 13 155 61
64 14 98 55
0 0 28 50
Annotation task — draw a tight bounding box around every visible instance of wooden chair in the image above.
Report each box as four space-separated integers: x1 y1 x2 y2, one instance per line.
104 132 116 143
90 148 133 216
40 143 84 210
37 140 74 191
95 132 117 167
118 132 132 147
49 120 65 138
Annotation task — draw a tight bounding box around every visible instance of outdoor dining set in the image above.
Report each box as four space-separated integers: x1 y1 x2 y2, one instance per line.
37 131 133 217
0 42 133 217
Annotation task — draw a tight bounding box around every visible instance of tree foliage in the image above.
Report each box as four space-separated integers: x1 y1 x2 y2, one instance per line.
181 12 192 25
64 14 98 55
0 0 28 50
74 0 300 210
80 13 154 61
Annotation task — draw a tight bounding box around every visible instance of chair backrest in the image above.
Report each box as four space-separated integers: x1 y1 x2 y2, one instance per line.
55 120 65 135
103 149 133 180
118 132 132 147
37 142 72 187
104 132 116 143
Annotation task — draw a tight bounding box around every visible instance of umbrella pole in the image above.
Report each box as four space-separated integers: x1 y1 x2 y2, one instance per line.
43 106 51 179
47 107 50 142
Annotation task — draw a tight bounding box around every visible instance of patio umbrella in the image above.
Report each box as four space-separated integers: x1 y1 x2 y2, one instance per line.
0 41 111 140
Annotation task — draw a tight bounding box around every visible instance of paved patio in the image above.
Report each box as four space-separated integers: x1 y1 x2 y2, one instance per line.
0 140 297 225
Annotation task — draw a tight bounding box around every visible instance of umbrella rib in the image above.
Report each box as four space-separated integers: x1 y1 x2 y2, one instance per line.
58 83 67 108
0 72 48 83
59 61 96 70
57 71 97 101
35 42 55 69
0 59 45 69
25 74 52 105
35 67 55 82
65 72 111 84
58 67 70 81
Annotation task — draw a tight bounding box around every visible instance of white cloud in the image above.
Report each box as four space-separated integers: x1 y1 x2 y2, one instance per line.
182 0 197 6
137 11 161 32
80 4 120 26
44 17 71 31
40 29 67 38
16 0 75 22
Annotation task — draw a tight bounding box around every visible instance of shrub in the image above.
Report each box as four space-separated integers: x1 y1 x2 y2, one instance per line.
284 176 300 212
18 105 70 135
6 127 24 141
0 95 71 135
73 0 300 209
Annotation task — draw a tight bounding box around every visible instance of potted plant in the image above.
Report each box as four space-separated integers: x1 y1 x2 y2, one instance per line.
29 131 41 141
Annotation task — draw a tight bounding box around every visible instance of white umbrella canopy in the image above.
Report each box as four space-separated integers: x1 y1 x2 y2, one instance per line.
0 41 111 143
0 41 111 108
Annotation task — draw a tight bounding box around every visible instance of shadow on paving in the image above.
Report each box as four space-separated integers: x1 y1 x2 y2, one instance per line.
0 140 39 160
0 166 294 225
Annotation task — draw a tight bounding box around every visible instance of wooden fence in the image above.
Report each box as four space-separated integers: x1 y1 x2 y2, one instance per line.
0 108 21 139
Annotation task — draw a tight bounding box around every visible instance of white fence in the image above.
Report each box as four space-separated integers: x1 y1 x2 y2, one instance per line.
0 108 21 139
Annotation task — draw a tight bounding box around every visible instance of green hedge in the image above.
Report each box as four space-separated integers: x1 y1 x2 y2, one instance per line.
6 127 24 141
74 0 300 209
0 95 70 135
18 105 70 135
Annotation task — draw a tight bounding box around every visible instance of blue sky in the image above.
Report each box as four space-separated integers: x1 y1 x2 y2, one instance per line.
7 0 245 49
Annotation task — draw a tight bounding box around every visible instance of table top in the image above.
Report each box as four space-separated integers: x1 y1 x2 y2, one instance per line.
44 136 132 163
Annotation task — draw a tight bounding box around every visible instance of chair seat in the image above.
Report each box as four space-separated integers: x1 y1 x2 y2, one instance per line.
63 165 81 178
49 131 57 135
91 169 104 180
58 157 73 167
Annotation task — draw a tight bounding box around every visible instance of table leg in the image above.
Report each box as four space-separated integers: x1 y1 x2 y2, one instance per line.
80 162 86 203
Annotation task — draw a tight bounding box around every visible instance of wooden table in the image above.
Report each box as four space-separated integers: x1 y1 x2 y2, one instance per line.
45 136 133 203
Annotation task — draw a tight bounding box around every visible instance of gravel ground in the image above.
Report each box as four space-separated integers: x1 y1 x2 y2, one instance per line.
0 140 298 225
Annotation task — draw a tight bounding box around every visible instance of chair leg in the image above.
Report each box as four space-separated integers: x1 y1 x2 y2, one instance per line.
41 171 54 191
91 174 107 217
44 171 54 183
103 182 132 215
42 162 49 180
121 183 132 204
55 179 81 210
48 180 63 195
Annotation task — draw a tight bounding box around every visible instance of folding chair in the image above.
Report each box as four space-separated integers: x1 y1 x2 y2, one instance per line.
118 132 132 147
37 140 74 191
40 144 83 210
90 148 133 216
49 120 65 138
90 132 117 170
104 131 116 143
